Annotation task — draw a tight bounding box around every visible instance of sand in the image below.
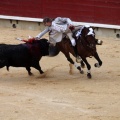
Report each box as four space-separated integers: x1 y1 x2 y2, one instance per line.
0 27 120 120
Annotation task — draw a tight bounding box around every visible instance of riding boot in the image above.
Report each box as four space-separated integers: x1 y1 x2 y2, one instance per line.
73 45 81 63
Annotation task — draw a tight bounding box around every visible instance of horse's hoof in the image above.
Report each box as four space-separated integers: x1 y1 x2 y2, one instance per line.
94 63 100 68
80 70 84 74
100 40 103 45
94 63 97 67
80 61 85 68
87 73 92 79
81 64 85 68
97 40 103 45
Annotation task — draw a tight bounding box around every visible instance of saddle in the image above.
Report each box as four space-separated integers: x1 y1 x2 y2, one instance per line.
72 26 85 39
72 25 95 39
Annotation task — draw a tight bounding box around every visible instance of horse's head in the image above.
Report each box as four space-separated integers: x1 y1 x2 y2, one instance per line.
81 27 96 50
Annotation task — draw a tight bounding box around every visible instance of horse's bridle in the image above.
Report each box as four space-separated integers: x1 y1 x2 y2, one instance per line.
85 35 96 49
77 34 96 56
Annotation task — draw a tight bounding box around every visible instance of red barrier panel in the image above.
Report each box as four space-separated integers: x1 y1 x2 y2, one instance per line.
0 0 119 25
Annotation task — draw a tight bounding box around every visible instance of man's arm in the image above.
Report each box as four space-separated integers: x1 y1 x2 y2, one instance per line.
54 17 73 25
36 27 49 39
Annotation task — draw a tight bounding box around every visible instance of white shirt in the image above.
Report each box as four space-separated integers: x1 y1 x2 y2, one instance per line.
36 17 73 39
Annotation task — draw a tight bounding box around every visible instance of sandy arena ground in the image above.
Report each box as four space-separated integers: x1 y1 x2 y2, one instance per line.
0 27 120 120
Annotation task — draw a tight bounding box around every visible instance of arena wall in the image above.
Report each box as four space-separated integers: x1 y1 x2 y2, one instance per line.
0 15 120 39
0 0 120 38
0 0 120 25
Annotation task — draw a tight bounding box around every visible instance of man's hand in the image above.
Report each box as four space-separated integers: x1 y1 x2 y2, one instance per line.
69 25 75 31
35 37 40 40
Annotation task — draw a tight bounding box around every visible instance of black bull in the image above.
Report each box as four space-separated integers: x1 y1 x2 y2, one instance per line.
0 39 50 75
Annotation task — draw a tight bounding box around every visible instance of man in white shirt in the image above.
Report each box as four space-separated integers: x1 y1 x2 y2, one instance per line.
36 17 80 61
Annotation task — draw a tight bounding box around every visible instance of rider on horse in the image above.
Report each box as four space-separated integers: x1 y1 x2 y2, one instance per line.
35 17 80 62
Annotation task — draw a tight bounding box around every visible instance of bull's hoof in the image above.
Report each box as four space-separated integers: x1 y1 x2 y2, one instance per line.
87 73 92 79
29 72 33 76
40 71 44 74
6 66 9 71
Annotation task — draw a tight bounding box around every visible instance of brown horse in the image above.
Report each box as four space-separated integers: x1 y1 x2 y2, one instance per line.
56 26 102 78
55 37 84 74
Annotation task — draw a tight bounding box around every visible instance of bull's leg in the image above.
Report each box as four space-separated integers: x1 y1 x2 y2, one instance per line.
64 52 84 74
0 59 10 71
6 66 9 71
81 57 91 78
26 67 33 76
94 52 102 68
32 61 44 74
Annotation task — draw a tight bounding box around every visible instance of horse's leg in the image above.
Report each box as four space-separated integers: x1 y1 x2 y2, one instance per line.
64 52 84 74
76 55 85 68
80 60 85 68
81 57 91 78
94 52 102 68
